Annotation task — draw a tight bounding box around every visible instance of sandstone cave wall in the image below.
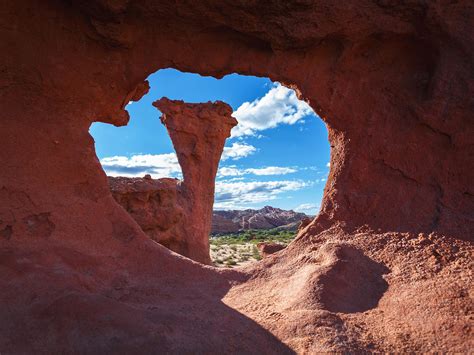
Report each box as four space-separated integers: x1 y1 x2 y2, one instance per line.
0 0 472 254
0 1 472 353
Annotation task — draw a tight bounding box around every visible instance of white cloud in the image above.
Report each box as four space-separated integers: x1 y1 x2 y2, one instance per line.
100 153 181 179
314 177 327 184
301 166 319 172
221 142 257 161
246 166 297 175
214 180 309 209
294 203 320 215
99 141 256 178
326 162 330 168
218 166 245 177
222 176 246 182
217 165 297 177
231 83 315 137
100 154 312 211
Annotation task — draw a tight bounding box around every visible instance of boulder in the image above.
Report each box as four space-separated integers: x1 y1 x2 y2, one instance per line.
257 242 286 258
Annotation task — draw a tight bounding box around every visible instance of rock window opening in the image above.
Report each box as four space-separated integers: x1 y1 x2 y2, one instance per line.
90 69 330 266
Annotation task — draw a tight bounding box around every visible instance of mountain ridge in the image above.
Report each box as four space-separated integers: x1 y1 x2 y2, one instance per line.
211 205 311 234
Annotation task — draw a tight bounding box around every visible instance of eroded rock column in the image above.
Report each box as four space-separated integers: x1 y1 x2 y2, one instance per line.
109 99 237 264
154 98 237 264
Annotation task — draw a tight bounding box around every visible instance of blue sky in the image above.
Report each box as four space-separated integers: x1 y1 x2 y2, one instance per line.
90 69 329 215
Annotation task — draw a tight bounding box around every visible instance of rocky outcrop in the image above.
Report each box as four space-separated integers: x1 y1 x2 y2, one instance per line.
256 242 286 258
212 206 309 234
156 98 237 264
0 1 472 353
108 175 185 251
297 217 313 231
110 100 237 265
211 213 240 234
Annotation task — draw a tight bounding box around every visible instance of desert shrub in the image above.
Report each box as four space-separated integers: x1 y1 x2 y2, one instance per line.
252 245 262 261
210 229 296 266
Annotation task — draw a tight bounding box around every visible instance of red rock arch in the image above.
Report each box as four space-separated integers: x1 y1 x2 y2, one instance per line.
0 1 472 353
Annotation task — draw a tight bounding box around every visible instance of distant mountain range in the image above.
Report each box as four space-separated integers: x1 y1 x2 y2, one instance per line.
211 206 311 234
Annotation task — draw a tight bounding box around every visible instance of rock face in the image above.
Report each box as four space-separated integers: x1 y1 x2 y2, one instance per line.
108 176 185 251
110 99 237 265
257 242 286 258
212 206 310 234
211 213 240 234
156 98 237 264
0 1 472 353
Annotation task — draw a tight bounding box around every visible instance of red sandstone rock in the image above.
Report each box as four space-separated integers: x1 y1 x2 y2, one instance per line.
211 213 241 234
257 242 286 258
154 98 237 264
110 99 237 265
0 1 472 353
108 176 185 250
298 217 312 231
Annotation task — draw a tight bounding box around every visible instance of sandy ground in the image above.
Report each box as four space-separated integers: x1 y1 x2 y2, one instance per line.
210 242 261 268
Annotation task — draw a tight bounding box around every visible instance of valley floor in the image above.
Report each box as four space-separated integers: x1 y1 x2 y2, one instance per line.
210 229 294 267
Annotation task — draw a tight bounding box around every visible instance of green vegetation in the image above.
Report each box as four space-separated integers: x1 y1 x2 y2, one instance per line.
252 245 262 261
224 258 237 266
209 228 295 267
209 228 295 247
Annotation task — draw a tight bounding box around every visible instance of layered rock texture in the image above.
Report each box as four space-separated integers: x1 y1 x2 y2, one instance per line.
0 1 472 353
108 176 185 251
109 99 237 264
212 206 310 234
